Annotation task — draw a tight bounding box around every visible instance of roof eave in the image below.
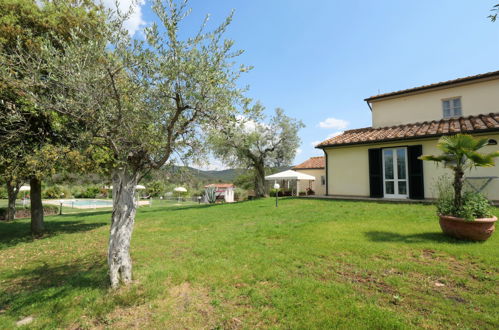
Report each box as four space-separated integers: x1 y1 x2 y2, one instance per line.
365 72 499 103
316 128 499 148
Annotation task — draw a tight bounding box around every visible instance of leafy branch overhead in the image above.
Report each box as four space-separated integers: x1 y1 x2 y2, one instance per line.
2 0 250 288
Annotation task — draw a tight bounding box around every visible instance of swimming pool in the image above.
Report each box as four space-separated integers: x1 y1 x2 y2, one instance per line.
55 199 114 209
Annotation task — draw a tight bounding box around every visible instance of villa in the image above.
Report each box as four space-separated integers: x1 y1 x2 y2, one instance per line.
316 71 499 201
292 156 326 195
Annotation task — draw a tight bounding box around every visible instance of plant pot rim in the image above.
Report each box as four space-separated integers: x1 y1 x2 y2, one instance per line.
439 214 498 223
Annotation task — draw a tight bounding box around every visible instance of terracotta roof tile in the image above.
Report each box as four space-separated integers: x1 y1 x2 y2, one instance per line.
205 183 234 188
365 70 499 102
293 156 325 169
316 113 499 148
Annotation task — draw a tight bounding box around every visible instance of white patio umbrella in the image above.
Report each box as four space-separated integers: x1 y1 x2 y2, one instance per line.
19 185 30 206
265 170 315 196
174 187 187 202
19 185 31 192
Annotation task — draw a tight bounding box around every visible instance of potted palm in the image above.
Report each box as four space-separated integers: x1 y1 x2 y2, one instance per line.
420 134 499 241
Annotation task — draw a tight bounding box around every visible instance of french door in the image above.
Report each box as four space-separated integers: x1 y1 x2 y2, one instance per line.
382 148 409 198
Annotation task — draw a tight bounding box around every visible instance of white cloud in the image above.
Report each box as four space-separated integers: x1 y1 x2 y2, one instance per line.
296 148 302 156
318 117 349 130
102 0 146 36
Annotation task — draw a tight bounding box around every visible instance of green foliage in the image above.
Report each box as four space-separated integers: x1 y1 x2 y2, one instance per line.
421 134 499 211
0 204 59 219
489 3 499 22
70 185 101 199
205 186 217 203
269 188 293 197
233 187 248 201
145 181 165 198
42 185 72 199
234 170 255 190
209 107 304 197
434 175 493 220
460 192 494 220
0 186 6 199
434 176 455 217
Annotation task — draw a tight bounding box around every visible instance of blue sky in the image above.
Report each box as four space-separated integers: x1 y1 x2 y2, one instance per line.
114 0 499 169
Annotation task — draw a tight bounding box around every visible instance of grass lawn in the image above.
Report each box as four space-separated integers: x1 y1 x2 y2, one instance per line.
0 198 498 329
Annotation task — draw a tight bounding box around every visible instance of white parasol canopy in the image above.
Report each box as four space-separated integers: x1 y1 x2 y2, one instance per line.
19 185 31 192
174 187 187 192
265 170 315 181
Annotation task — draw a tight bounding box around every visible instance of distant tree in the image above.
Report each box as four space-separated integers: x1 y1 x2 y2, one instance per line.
5 0 249 287
209 106 304 197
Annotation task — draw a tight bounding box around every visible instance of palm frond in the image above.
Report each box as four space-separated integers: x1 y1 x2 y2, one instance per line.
419 154 453 162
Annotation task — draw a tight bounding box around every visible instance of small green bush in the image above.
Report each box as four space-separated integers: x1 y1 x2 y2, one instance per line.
85 186 100 198
234 188 248 201
205 186 216 203
145 181 165 197
460 192 493 220
0 204 59 219
0 187 7 199
43 185 72 199
434 175 493 220
269 188 293 197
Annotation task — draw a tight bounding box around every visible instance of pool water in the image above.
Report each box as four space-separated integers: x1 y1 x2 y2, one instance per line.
63 199 113 208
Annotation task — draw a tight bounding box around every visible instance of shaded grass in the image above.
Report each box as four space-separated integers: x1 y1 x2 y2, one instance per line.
0 198 497 329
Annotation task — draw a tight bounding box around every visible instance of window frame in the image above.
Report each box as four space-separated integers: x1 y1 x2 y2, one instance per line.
441 96 462 118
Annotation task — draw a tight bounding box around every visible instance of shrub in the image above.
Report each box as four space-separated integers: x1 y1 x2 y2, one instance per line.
145 181 165 197
0 187 7 199
434 175 493 220
205 186 216 203
43 185 64 199
234 188 248 201
82 186 100 198
460 192 493 220
269 188 293 197
0 204 59 220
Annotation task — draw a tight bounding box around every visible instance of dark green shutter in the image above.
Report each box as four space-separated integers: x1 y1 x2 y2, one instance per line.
408 145 424 199
368 148 383 197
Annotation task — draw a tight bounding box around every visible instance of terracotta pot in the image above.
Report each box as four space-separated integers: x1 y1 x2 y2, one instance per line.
439 215 497 241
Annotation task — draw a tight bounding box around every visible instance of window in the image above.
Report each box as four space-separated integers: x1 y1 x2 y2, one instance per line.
442 97 462 118
321 176 326 186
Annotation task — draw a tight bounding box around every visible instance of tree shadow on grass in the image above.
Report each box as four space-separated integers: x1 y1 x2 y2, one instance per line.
0 218 107 250
364 230 477 244
0 257 108 317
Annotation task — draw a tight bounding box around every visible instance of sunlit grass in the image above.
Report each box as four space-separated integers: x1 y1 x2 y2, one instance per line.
0 198 497 328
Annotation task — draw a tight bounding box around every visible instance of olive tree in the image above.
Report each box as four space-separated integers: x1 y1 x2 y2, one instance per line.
7 0 249 287
209 106 304 197
0 0 106 232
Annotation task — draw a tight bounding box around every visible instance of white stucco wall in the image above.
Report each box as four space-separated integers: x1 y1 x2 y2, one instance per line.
370 78 499 128
324 133 499 201
294 168 326 196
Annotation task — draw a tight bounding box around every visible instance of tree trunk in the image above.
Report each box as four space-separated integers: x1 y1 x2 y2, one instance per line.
5 180 21 221
30 177 44 236
254 162 266 198
453 167 464 212
108 169 138 288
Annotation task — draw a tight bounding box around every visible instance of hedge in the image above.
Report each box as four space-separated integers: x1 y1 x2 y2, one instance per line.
0 205 60 220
